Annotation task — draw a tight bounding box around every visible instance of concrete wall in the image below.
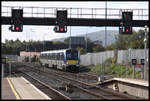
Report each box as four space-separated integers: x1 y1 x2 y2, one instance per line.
80 49 149 66
100 79 148 99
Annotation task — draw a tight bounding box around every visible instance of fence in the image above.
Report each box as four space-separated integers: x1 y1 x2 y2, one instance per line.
2 49 149 65
80 49 149 66
2 55 25 62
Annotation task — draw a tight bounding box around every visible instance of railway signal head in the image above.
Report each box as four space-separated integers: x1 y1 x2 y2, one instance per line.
54 25 67 33
57 10 67 25
9 25 23 32
132 59 137 65
123 26 132 34
55 10 67 33
141 59 145 65
10 9 23 32
120 11 133 35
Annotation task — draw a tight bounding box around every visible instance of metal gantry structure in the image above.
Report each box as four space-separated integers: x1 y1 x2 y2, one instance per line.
2 6 149 27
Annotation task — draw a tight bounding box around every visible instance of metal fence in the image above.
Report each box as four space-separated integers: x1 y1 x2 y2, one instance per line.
2 55 25 62
2 49 149 65
80 49 149 66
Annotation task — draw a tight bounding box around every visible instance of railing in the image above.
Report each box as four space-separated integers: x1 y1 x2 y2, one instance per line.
2 6 149 20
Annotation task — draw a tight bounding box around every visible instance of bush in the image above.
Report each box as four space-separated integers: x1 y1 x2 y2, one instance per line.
89 57 141 79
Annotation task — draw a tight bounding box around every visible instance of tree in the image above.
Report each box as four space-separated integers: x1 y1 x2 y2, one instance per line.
93 44 105 52
112 30 145 50
76 47 86 55
53 41 63 45
105 45 114 50
64 37 70 44
130 40 144 49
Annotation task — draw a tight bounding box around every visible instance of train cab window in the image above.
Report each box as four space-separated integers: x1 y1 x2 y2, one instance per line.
66 49 78 60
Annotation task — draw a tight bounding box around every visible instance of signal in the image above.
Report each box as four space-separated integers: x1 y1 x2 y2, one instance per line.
15 26 19 30
10 9 23 32
123 26 132 34
120 11 133 34
54 10 67 33
53 25 67 33
57 10 67 25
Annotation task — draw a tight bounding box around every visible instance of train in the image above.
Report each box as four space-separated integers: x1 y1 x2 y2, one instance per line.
40 48 80 72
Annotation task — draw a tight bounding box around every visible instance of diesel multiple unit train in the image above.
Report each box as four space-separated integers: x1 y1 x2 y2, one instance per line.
40 48 80 72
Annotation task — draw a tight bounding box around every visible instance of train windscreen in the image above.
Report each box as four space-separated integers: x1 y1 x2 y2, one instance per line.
66 49 78 60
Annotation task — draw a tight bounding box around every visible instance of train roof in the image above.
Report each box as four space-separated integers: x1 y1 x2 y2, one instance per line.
40 48 76 54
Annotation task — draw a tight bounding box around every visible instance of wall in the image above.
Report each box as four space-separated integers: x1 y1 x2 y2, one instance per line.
80 49 149 66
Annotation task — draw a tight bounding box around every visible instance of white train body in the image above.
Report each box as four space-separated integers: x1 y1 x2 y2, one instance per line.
40 48 80 72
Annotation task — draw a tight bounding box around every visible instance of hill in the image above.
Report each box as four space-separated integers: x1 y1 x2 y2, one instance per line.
52 30 119 46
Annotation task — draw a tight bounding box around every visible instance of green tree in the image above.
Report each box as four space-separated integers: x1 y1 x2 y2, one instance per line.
112 30 145 50
105 45 114 50
64 37 69 44
93 44 105 52
130 40 144 49
53 41 63 44
76 47 86 55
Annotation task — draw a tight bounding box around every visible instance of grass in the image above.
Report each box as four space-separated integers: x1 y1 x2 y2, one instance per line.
88 58 141 79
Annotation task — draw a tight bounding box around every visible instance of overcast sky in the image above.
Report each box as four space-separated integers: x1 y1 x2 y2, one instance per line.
1 1 149 43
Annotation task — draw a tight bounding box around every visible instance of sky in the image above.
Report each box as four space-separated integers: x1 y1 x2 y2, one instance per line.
1 1 149 43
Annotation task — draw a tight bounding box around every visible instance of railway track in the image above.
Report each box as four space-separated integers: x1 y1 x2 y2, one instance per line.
12 62 138 100
12 62 99 83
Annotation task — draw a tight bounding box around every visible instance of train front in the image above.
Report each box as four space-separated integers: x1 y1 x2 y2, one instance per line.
65 49 80 72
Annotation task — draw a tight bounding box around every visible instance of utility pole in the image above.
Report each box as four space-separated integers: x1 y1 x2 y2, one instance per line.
69 26 71 49
103 1 107 74
69 8 72 49
85 28 88 53
144 25 148 80
86 33 87 53
43 40 44 51
105 1 107 48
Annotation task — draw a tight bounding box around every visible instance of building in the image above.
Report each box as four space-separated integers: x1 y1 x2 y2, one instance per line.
20 51 40 57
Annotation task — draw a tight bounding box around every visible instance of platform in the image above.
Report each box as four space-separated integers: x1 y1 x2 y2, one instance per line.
113 78 149 87
100 77 149 99
2 77 51 100
2 78 16 99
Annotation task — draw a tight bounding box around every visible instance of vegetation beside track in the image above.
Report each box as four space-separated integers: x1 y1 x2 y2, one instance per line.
88 58 141 79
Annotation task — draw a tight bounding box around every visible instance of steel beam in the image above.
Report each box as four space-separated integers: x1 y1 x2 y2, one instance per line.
2 17 149 27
